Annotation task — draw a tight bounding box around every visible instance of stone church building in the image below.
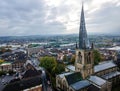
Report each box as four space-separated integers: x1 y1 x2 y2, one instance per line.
56 4 120 91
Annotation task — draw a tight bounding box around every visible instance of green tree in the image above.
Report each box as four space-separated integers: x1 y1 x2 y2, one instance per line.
40 56 57 74
39 56 65 89
0 71 6 76
53 63 65 75
0 59 4 64
51 63 65 88
70 55 75 65
93 50 101 65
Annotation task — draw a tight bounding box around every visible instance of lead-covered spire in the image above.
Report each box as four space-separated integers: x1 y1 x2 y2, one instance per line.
79 4 90 49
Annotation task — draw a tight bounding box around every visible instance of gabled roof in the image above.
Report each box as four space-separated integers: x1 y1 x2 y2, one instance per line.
0 75 14 91
65 72 82 85
22 69 40 78
94 61 117 73
70 80 90 91
66 65 75 72
3 76 42 91
88 76 106 88
102 71 120 79
57 72 73 79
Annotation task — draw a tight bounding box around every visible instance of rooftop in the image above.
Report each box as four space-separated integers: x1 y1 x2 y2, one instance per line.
65 72 82 85
66 65 75 72
0 75 14 91
88 76 106 87
102 71 120 79
0 62 12 66
58 72 73 79
3 76 42 91
70 80 90 91
94 61 117 73
107 46 120 51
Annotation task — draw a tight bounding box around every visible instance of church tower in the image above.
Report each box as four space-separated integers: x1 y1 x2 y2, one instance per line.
75 4 94 79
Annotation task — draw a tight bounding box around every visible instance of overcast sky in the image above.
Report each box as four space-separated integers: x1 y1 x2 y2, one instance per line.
0 0 120 36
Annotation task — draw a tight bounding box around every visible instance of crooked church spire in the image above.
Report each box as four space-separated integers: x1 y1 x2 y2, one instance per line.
79 4 90 49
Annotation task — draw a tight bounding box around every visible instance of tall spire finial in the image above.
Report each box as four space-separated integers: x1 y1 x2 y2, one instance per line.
82 0 84 8
82 0 84 6
79 2 90 49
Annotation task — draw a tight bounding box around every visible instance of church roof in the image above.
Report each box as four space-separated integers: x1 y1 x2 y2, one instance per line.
66 65 75 72
58 72 73 79
70 80 90 91
88 76 106 88
94 61 117 73
102 71 120 79
65 72 82 85
79 4 90 49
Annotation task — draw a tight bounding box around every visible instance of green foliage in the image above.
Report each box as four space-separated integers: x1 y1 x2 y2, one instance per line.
40 56 57 73
50 63 65 89
28 44 40 48
53 63 65 75
39 56 65 89
70 55 75 65
50 75 56 89
50 42 60 48
0 71 6 76
0 59 4 64
0 47 11 55
93 50 101 65
40 56 65 75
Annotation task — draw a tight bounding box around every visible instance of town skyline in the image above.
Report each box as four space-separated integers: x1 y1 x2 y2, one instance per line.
0 1 120 91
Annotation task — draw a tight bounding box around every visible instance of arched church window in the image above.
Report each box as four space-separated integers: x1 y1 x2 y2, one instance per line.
87 52 91 64
88 69 90 75
63 80 67 91
78 52 82 64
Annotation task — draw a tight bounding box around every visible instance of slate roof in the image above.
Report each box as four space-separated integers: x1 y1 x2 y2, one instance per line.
65 72 82 85
88 76 106 87
0 75 14 91
94 61 117 73
0 52 13 57
0 54 43 91
3 76 42 91
102 71 120 79
22 69 40 78
58 72 73 79
66 65 75 72
70 80 90 91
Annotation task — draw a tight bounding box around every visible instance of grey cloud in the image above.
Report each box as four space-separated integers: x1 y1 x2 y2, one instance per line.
0 0 66 36
0 0 119 36
85 2 120 34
